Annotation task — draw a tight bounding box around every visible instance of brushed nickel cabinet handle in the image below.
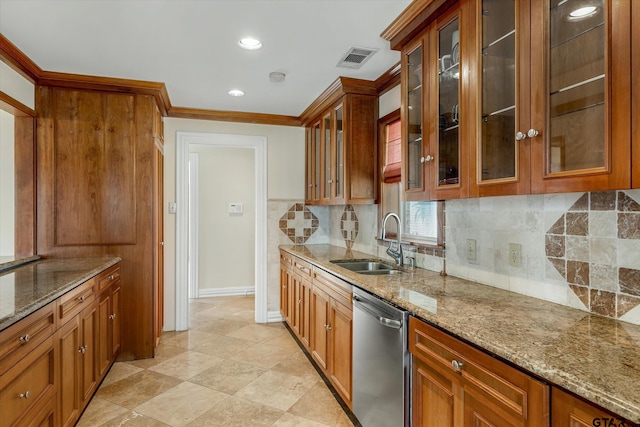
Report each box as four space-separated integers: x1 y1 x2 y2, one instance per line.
19 391 30 399
452 359 464 372
19 334 31 344
109 313 116 320
78 295 86 302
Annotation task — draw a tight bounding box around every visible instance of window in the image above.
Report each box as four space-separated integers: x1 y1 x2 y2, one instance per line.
378 108 443 247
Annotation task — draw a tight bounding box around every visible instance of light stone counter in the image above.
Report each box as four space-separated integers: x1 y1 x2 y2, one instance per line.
281 244 640 423
0 257 121 331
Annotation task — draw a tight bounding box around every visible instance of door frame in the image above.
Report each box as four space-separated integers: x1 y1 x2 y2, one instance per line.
176 132 268 330
188 152 199 300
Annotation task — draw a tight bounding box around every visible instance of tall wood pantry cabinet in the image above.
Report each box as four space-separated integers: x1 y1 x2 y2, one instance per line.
387 0 632 200
36 86 164 360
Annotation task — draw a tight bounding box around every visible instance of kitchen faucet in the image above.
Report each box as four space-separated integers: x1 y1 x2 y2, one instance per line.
381 212 403 266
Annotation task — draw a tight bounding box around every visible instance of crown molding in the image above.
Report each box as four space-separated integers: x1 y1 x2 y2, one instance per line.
169 106 301 127
381 0 451 50
38 71 172 116
375 62 401 95
0 90 35 116
0 34 42 83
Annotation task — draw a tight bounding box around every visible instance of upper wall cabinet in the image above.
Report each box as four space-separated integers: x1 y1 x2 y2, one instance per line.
386 0 632 200
302 78 378 205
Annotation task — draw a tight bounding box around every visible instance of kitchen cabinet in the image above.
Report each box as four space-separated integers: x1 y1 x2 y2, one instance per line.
551 387 633 426
97 265 122 379
302 77 378 205
312 267 353 408
280 250 353 408
409 316 549 426
391 0 632 200
37 86 163 360
0 336 56 427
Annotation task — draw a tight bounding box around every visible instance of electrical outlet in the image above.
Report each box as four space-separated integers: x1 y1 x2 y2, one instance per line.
466 239 476 261
509 243 522 267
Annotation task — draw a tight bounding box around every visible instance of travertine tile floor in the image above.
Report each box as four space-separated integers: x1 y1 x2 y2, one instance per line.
78 296 354 426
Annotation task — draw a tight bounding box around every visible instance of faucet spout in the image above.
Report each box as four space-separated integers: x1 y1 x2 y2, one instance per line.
381 212 403 266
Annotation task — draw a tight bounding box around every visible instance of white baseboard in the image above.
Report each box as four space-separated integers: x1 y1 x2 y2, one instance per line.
268 310 284 323
198 287 255 298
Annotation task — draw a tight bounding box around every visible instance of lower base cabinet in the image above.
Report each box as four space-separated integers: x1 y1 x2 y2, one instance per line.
409 316 549 426
280 251 353 409
0 262 121 427
551 387 633 427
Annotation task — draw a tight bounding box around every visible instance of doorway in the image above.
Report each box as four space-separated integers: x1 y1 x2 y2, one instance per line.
176 132 267 330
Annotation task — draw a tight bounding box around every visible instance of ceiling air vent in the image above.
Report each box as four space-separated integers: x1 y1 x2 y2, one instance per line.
337 47 378 69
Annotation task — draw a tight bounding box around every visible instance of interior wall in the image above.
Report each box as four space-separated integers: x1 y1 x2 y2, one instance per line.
163 117 305 330
0 61 35 109
189 145 255 294
0 111 15 255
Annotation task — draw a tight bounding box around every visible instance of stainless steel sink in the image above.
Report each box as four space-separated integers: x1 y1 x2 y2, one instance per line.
330 260 401 275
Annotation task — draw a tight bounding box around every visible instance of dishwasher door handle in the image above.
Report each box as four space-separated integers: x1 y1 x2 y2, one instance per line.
353 295 403 329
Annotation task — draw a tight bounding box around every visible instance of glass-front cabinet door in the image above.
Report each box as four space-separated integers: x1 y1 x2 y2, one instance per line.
333 104 345 202
321 112 332 203
428 4 468 199
471 0 530 196
305 127 315 203
402 35 429 201
530 0 630 193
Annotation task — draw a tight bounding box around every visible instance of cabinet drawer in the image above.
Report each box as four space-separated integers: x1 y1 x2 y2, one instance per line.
97 264 120 294
0 336 56 427
280 251 294 269
0 302 56 376
58 277 96 326
409 317 548 424
313 267 352 307
293 258 312 278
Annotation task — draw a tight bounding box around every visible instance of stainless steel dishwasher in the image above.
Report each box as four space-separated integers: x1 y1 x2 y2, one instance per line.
352 287 409 427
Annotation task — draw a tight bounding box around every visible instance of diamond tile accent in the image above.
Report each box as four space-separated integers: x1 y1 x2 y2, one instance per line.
279 203 318 244
545 191 640 320
340 205 359 248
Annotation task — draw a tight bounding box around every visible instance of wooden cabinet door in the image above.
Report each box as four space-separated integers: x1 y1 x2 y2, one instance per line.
279 265 290 320
402 33 431 201
78 303 97 408
58 317 81 427
529 0 631 193
305 127 318 203
97 291 112 379
299 278 311 349
551 387 628 427
111 284 121 358
310 285 330 371
412 355 458 427
328 297 353 407
291 275 302 336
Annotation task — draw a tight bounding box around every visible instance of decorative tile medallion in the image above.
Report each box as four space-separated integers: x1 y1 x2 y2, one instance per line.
279 203 319 244
340 205 359 248
546 191 640 319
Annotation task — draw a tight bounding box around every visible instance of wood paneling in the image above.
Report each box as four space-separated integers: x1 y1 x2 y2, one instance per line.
52 89 136 246
37 86 159 360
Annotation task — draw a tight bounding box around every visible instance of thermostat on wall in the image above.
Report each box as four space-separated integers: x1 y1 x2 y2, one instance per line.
228 203 243 214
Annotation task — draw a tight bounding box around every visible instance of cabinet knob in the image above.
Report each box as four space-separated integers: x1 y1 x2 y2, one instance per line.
328 179 334 184
109 313 116 320
78 345 88 354
108 275 115 281
19 391 30 399
19 334 31 344
298 299 303 305
515 131 527 141
324 324 332 331
452 359 464 372
420 155 433 163
78 295 87 302
527 128 539 138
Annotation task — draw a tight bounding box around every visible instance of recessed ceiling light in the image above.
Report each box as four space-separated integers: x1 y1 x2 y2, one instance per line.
238 38 262 50
568 5 598 20
228 89 245 97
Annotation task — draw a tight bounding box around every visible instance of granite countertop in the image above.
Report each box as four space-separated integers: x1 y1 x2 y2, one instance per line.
0 256 121 331
281 244 640 423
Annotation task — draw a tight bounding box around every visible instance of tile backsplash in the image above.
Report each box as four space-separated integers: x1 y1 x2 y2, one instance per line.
269 192 640 325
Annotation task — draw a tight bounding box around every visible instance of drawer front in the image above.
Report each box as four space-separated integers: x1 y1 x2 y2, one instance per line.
58 277 96 325
97 263 121 294
293 258 312 278
409 317 548 425
0 302 56 376
280 250 294 269
313 267 352 307
0 337 55 427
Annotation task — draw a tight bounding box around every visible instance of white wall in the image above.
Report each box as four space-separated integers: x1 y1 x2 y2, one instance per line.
0 111 15 255
189 145 255 292
163 118 305 330
379 85 400 118
0 61 35 109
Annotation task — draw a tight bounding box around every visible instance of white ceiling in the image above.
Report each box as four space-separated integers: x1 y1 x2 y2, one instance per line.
0 0 411 117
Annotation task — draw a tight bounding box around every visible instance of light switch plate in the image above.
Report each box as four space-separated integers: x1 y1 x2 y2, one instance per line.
509 243 522 267
168 202 177 214
466 239 476 261
228 203 243 214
